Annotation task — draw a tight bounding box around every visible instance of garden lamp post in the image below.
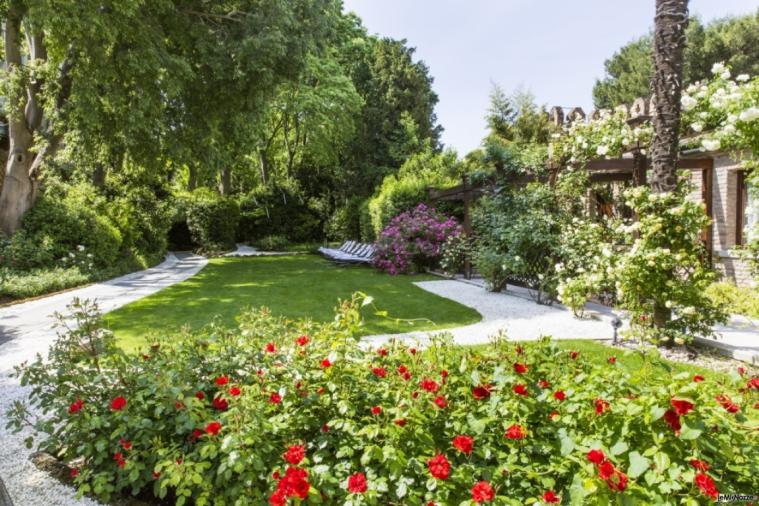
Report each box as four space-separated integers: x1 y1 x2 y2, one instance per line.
611 316 623 345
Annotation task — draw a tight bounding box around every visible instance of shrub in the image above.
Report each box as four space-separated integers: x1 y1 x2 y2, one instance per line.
185 189 240 253
255 234 290 252
440 234 472 277
706 281 759 319
373 204 462 275
471 249 509 292
0 266 90 300
10 298 758 505
237 186 323 244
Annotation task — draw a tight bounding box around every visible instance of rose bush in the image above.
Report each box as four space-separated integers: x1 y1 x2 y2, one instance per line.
373 204 462 275
8 297 758 505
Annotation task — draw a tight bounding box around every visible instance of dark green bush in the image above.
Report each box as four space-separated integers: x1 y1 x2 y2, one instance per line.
237 186 323 243
185 189 240 253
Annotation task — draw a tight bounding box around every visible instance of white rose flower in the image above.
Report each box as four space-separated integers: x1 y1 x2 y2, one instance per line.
721 70 731 80
77 244 86 251
596 145 609 156
681 95 697 111
698 111 708 119
736 74 750 82
739 107 759 122
702 139 721 151
665 300 673 309
723 124 736 134
691 122 703 132
711 62 726 75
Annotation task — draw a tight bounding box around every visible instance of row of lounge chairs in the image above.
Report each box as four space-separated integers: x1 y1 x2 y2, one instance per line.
318 241 375 264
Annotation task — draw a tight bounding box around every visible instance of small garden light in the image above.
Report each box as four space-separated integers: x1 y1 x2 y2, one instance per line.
611 316 623 345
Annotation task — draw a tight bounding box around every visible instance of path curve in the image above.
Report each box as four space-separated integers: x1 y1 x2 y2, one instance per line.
0 252 207 506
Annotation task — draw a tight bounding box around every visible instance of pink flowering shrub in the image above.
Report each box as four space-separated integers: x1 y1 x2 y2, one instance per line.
373 204 462 274
8 297 759 505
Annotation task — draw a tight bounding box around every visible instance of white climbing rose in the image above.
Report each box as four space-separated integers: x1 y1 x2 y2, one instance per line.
736 74 750 82
691 122 703 132
711 62 726 75
702 139 721 152
596 145 609 156
681 95 697 111
739 107 759 122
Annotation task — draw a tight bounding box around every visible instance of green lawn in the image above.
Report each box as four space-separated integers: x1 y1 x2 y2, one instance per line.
105 254 481 349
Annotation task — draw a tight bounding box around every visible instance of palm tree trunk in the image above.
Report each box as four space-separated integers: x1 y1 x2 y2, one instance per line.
650 0 689 194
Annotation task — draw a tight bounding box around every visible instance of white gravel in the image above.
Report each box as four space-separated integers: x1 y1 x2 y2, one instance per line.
0 253 207 506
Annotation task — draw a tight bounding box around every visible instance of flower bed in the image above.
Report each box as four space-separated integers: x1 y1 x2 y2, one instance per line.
9 298 758 505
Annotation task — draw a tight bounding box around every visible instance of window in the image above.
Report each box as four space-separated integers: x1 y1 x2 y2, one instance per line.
737 170 758 246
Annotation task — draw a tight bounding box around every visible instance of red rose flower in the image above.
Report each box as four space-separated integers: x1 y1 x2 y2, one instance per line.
569 351 579 359
152 471 161 480
212 396 228 411
412 391 419 399
284 444 306 466
663 409 681 432
190 428 203 442
394 418 407 426
671 398 694 416
195 391 205 400
372 367 387 378
716 394 740 413
215 376 229 386
693 374 705 382
515 345 524 354
690 459 709 472
70 468 79 478
537 379 550 389
119 437 132 450
229 386 241 396
512 384 529 396
296 335 309 346
587 449 606 465
452 435 474 455
472 384 492 400
113 451 126 468
427 454 450 480
440 370 449 379
68 399 84 414
543 490 560 503
420 378 439 393
377 347 388 356
408 347 417 355
175 400 185 410
320 358 332 368
594 398 610 415
205 421 222 436
433 396 447 409
513 362 528 374
110 396 126 411
607 356 616 364
606 469 628 492
347 472 367 494
321 424 329 433
738 366 746 376
265 342 276 353
549 410 560 421
504 424 526 440
274 466 310 500
598 460 615 480
695 472 718 500
270 392 282 404
471 481 494 503
748 377 759 390
553 390 566 401
371 406 382 416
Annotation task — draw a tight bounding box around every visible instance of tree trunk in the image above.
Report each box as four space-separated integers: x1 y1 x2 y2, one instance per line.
650 0 689 193
258 149 269 185
92 164 107 190
219 166 232 196
187 163 197 191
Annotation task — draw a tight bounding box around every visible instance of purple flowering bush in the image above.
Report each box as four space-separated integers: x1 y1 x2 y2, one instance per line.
373 204 462 274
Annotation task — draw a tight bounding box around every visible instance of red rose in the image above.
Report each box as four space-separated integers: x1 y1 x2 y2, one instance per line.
296 335 309 346
598 460 615 480
695 472 718 500
371 406 382 416
693 374 705 382
594 398 610 415
607 356 616 364
110 396 126 411
549 410 560 421
347 472 367 494
408 347 417 355
504 424 526 440
553 390 566 401
195 391 205 400
420 378 439 393
433 396 447 409
270 392 282 404
205 421 222 435
212 396 228 411
215 376 229 386
472 384 493 400
663 409 681 432
471 481 494 503
537 379 550 389
68 399 84 414
377 347 388 356
690 459 709 472
372 367 387 378
190 428 203 442
320 358 332 368
748 377 759 390
515 345 524 354
119 437 132 450
175 400 185 410
265 342 276 353
513 362 528 374
716 394 740 413
543 490 560 503
113 452 126 468
452 435 474 454
412 391 419 399
284 444 306 466
394 418 407 426
274 466 310 500
569 351 579 359
321 424 329 433
512 384 529 396
152 471 161 480
606 469 628 492
587 449 606 465
427 454 450 480
440 370 449 379
671 398 694 416
229 386 241 396
70 468 79 478
738 366 746 376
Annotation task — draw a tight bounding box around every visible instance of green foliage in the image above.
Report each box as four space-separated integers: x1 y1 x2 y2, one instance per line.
706 282 759 319
440 234 472 277
367 148 460 236
184 190 240 254
237 186 323 244
11 299 758 504
593 12 759 108
254 235 290 252
0 266 90 300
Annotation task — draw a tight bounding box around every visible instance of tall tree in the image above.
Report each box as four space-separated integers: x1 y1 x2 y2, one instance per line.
650 0 689 194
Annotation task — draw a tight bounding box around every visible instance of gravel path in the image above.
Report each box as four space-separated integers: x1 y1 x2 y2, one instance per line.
363 280 621 347
0 253 207 506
